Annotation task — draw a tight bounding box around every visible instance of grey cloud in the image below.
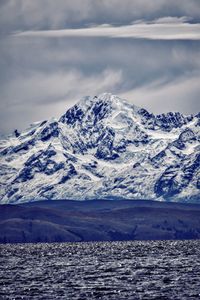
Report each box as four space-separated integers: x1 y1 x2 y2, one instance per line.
2 35 200 92
0 0 200 134
1 0 200 35
121 75 200 114
1 69 122 106
0 69 122 133
152 16 192 24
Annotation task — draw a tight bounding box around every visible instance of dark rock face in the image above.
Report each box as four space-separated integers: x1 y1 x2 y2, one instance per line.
179 129 196 142
24 147 57 167
14 140 35 153
14 146 64 183
82 161 97 171
138 108 153 120
155 165 183 198
71 138 88 155
155 112 191 131
59 105 84 126
1 139 35 155
59 164 77 184
138 109 192 132
14 129 20 138
15 168 34 183
39 120 47 127
171 129 196 150
138 108 155 129
197 178 200 189
155 154 200 198
183 154 200 182
38 185 56 199
92 100 111 124
96 127 117 160
82 161 103 178
40 122 59 141
113 139 128 153
151 151 166 166
172 139 185 150
7 188 19 198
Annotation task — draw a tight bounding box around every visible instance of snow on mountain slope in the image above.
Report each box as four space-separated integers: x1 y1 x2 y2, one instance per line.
0 93 199 204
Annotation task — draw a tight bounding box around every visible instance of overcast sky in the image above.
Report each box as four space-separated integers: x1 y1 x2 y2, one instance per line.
0 0 200 134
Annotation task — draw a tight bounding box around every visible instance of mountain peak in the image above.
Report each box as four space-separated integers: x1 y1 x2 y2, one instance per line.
0 93 199 204
75 92 138 111
59 93 140 127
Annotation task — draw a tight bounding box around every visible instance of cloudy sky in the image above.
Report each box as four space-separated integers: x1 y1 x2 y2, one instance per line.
0 0 200 134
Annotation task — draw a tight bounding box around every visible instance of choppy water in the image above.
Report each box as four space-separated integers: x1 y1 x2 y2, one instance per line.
1 240 200 299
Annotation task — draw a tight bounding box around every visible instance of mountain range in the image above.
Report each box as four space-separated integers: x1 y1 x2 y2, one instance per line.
0 93 199 204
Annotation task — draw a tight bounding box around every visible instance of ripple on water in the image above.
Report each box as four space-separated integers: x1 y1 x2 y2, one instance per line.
0 240 200 299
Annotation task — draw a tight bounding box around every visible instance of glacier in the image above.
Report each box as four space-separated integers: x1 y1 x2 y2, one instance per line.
0 93 199 204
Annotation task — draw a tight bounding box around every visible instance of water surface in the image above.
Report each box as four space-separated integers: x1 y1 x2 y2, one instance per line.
1 240 200 299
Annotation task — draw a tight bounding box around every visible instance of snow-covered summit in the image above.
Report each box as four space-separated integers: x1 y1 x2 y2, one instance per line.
0 93 199 204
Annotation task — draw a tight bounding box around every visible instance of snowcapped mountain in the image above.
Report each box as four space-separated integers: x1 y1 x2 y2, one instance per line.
0 93 199 204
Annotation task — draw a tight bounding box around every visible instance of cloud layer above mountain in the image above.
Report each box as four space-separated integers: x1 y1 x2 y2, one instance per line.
0 0 200 133
15 19 200 40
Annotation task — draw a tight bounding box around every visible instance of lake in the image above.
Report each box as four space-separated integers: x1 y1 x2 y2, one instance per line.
1 240 200 299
